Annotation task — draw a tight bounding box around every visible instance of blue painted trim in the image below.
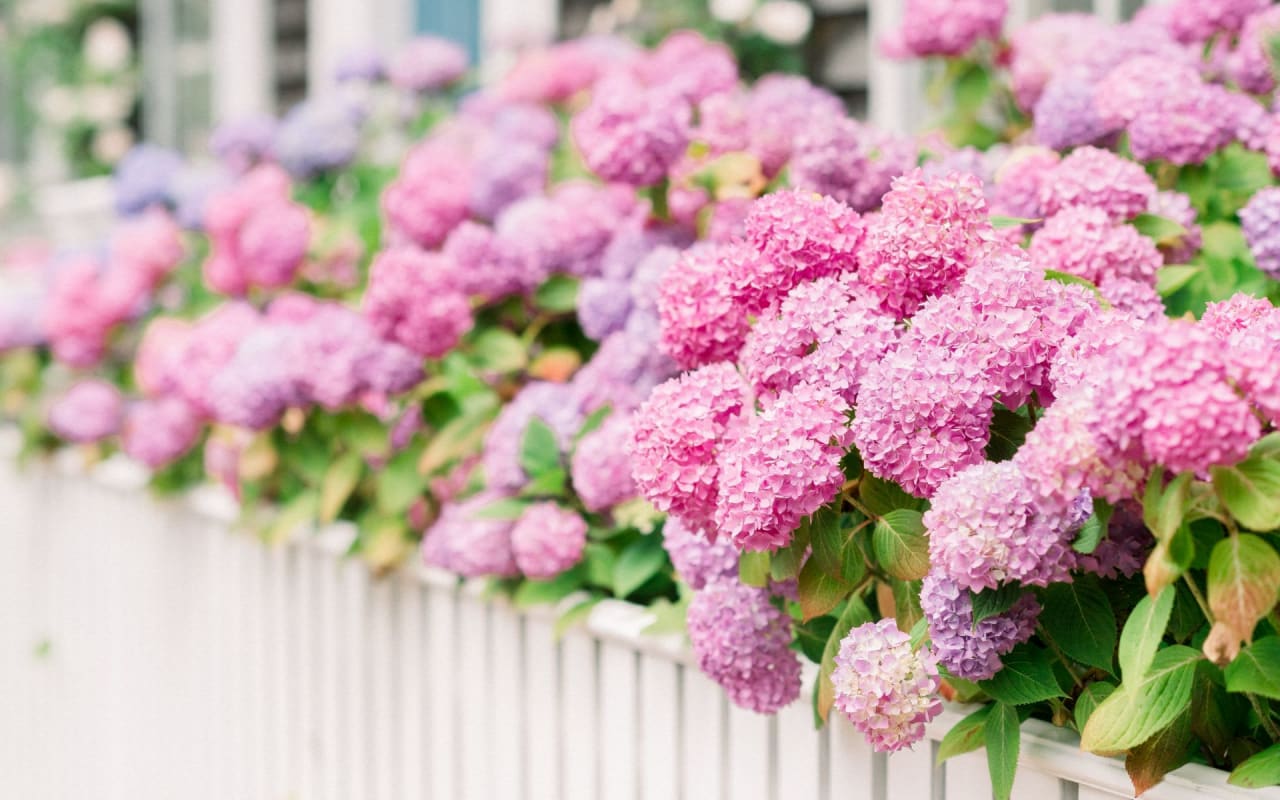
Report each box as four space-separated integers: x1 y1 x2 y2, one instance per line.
416 0 481 61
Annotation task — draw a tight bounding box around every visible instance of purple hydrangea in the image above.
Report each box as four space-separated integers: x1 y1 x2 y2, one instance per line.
334 48 385 83
570 414 637 513
578 278 634 341
1241 186 1280 279
422 491 519 577
442 221 537 300
662 515 738 590
1074 502 1152 580
920 574 1040 681
715 383 853 551
209 114 277 174
629 362 749 532
208 326 304 429
388 36 468 93
1164 0 1269 43
510 502 588 579
1033 74 1114 150
686 580 801 714
571 328 678 414
789 119 916 212
273 98 362 179
47 380 124 443
831 619 942 752
483 382 584 492
745 75 845 177
636 31 738 105
469 140 549 221
113 144 182 216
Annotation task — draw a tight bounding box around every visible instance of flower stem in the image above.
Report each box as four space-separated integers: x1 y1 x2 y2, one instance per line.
1248 693 1280 742
1183 574 1213 623
1038 625 1085 691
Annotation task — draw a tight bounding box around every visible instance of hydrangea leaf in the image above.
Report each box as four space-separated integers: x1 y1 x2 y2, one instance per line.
1074 682 1116 732
1119 587 1174 681
1073 499 1112 555
1143 469 1193 544
1040 576 1117 675
1081 646 1200 754
978 644 1065 706
319 451 363 523
534 275 579 312
1155 265 1201 296
1211 453 1280 532
1205 534 1280 664
872 509 930 581
739 551 770 587
473 497 530 520
1125 708 1193 797
1132 213 1187 246
515 566 585 608
1229 742 1280 788
612 533 667 599
798 558 852 622
985 702 1021 800
375 443 430 514
467 327 527 373
936 705 991 764
859 473 923 516
520 417 562 478
1224 637 1280 700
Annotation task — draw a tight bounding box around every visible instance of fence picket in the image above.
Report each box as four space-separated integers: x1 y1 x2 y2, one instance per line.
489 603 527 799
523 612 562 800
425 577 460 798
561 628 601 800
639 654 681 800
728 703 772 800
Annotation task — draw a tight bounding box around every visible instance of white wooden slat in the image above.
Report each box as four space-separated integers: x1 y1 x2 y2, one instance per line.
777 697 824 800
341 549 372 800
948 750 995 798
1078 787 1128 800
266 542 292 798
295 538 321 799
1013 760 1072 798
316 538 345 800
426 580 460 799
728 704 772 800
886 736 943 799
367 576 398 800
489 604 527 799
523 613 562 800
247 530 271 799
459 591 494 800
394 575 427 800
681 669 727 800
828 715 879 799
600 641 641 800
561 628 602 800
639 654 681 800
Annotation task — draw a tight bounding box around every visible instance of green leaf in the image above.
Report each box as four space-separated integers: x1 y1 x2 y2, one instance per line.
985 703 1021 800
1143 470 1193 543
573 405 611 445
266 489 319 543
1119 587 1175 681
979 645 1065 706
555 597 601 638
739 551 771 587
520 418 562 478
1081 646 1200 754
514 567 585 608
990 215 1040 229
796 616 837 663
520 467 568 498
1211 454 1280 532
872 509 930 581
953 62 992 114
808 506 846 579
936 705 991 764
1132 213 1187 245
473 497 531 520
1073 499 1113 555
417 401 498 475
1156 265 1201 297
1143 523 1195 597
798 558 851 622
1125 708 1193 797
319 452 364 523
582 542 616 587
859 473 923 516
1040 576 1117 674
815 596 872 724
1075 682 1117 731
971 584 1025 626
1206 534 1280 662
613 534 667 598
643 592 691 636
376 443 431 514
771 525 810 581
1229 742 1280 788
891 578 924 635
1043 269 1103 299
468 328 527 373
1224 637 1280 700
534 275 580 312
986 406 1033 463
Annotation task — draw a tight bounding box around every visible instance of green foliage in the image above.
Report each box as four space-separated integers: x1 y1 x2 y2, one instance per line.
1224 638 1280 700
1230 743 1280 788
937 705 991 764
871 509 930 581
978 645 1065 706
1039 576 1117 675
1081 646 1200 754
612 534 667 599
1119 588 1175 681
985 703 1021 800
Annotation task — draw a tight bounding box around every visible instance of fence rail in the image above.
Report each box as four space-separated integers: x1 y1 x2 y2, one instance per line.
0 432 1271 800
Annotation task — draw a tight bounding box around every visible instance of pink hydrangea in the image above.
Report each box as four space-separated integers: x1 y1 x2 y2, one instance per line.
173 302 261 416
203 165 309 295
42 256 124 368
714 383 853 551
629 363 749 532
742 190 865 288
1099 278 1165 322
496 181 637 279
109 209 184 288
789 119 917 212
662 515 738 590
497 37 640 104
510 502 588 579
1232 6 1280 93
1029 207 1162 287
443 221 538 299
121 396 202 468
990 146 1060 222
1164 0 1269 43
382 139 472 250
860 169 998 319
421 492 519 578
926 461 1083 592
571 76 690 187
1032 74 1114 151
570 413 638 513
1125 85 1239 166
657 242 758 369
387 36 468 93
884 0 1008 58
832 620 942 752
363 247 473 358
1037 146 1155 222
686 580 801 714
1094 57 1202 131
47 380 124 443
740 275 898 405
745 75 845 177
634 31 738 104
1008 13 1110 110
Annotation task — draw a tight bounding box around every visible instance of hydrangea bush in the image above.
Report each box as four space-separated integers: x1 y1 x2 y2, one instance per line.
5 7 1280 798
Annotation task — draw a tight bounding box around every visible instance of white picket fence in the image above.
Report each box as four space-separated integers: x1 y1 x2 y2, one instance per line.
0 430 1273 800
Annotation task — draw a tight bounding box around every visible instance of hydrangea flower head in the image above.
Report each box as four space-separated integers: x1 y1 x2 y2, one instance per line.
272 98 362 179
570 413 638 512
990 146 1060 222
630 362 749 532
571 76 690 187
635 30 738 104
382 139 472 250
483 382 584 491
48 379 124 443
884 0 1008 58
1038 146 1155 222
1029 207 1162 287
1008 13 1110 110
715 383 853 551
511 502 588 579
203 165 309 295
789 119 916 212
1032 74 1114 150
422 492 519 578
1241 186 1280 279
657 242 759 369
745 75 845 177
1164 0 1269 43
920 575 1040 681
122 396 202 468
832 619 942 752
363 247 473 358
113 144 182 216
686 580 801 714
388 36 468 93
1148 190 1202 264
1232 6 1280 93
662 515 738 590
742 190 864 286
209 114 277 174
